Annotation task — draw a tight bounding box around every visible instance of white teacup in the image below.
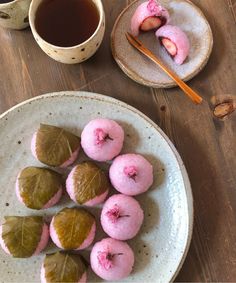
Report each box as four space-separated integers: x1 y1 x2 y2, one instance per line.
0 0 32 30
29 0 105 64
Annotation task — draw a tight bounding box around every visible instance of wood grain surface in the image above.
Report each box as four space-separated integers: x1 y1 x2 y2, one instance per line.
0 0 236 282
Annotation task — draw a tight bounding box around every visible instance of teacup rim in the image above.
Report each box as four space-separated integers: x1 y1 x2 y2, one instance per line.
29 0 104 50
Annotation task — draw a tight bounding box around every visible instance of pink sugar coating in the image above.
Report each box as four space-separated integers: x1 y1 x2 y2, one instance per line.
41 264 87 283
66 166 109 206
33 224 50 255
109 153 153 196
83 190 108 206
15 172 62 209
0 223 49 257
131 0 170 36
50 218 96 250
0 225 10 255
101 194 144 240
90 238 134 281
31 132 80 167
156 25 190 65
81 119 124 162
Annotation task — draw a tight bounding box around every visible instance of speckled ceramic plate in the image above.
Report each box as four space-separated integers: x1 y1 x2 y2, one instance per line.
111 0 213 88
0 91 193 283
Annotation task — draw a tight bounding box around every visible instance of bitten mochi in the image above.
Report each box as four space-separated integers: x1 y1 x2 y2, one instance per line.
131 0 170 36
156 25 190 65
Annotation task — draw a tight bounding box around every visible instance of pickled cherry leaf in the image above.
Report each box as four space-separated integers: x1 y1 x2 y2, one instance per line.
73 162 109 204
18 167 62 210
53 207 95 249
2 216 44 258
36 124 80 166
44 252 86 283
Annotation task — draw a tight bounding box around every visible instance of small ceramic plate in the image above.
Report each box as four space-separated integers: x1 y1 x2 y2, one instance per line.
111 0 213 88
0 91 193 282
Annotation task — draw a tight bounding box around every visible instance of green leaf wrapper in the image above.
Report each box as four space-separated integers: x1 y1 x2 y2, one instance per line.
73 162 110 204
35 124 80 167
53 207 95 250
44 252 86 283
18 167 63 210
2 216 44 258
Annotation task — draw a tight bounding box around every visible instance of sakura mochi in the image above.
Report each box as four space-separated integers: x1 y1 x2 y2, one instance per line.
31 124 80 167
131 0 170 36
101 194 144 240
16 167 63 210
81 118 124 162
156 25 190 65
66 161 110 206
0 216 49 258
50 207 96 250
109 153 153 196
41 252 87 283
90 238 134 281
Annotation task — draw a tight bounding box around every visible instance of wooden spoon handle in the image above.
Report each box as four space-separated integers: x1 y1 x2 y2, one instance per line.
144 50 203 104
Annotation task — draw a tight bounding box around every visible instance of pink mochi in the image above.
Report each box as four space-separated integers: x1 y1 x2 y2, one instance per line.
81 119 124 162
156 25 190 65
101 194 144 240
131 0 170 36
109 153 153 196
90 238 134 281
15 173 63 210
31 132 80 168
66 165 109 206
50 218 96 250
0 223 49 257
40 264 87 283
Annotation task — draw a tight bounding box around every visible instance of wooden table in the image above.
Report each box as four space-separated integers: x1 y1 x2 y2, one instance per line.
0 0 235 281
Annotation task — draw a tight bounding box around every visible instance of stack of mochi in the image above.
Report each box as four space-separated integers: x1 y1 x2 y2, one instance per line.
131 0 190 65
0 118 154 283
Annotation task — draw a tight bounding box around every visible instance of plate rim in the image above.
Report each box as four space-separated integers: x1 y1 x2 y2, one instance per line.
111 0 214 88
0 91 193 282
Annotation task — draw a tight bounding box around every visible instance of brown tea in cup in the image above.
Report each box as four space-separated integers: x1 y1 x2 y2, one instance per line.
0 0 14 3
35 0 100 47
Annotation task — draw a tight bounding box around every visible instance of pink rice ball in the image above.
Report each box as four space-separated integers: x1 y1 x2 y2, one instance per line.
0 222 49 258
81 118 124 162
156 25 190 65
15 168 63 210
50 208 96 250
131 0 170 36
90 238 134 281
66 162 109 206
41 265 87 283
101 194 144 240
31 126 80 168
109 153 153 196
41 252 87 283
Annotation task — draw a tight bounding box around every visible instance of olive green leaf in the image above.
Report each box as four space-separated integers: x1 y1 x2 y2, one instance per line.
18 167 62 210
73 162 109 204
36 124 80 166
44 252 86 283
53 207 94 250
2 216 44 258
